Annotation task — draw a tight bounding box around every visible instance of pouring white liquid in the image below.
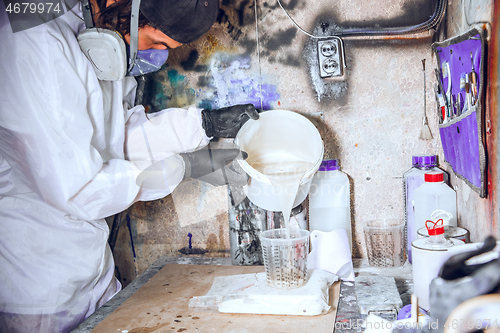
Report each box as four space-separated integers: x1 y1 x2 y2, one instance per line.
259 161 313 286
235 110 324 288
235 110 323 216
250 151 314 235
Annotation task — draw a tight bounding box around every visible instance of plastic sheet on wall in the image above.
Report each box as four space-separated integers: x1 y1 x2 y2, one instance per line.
432 27 487 198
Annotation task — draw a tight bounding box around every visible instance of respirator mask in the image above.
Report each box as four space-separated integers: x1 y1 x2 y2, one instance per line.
77 0 168 81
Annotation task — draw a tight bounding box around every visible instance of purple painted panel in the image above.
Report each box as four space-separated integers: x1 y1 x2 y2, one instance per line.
435 30 484 192
440 111 481 188
440 126 455 167
452 122 462 174
467 112 481 186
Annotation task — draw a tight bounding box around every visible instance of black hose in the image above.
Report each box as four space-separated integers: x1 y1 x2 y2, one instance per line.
335 0 446 37
134 75 147 106
107 75 145 252
108 211 123 252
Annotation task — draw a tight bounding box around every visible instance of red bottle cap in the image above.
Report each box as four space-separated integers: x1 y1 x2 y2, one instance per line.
425 171 444 182
426 219 445 235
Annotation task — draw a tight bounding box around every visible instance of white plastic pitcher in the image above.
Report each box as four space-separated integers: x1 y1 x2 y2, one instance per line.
234 110 324 211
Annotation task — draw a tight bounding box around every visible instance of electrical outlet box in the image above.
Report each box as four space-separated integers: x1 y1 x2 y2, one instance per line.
318 38 344 78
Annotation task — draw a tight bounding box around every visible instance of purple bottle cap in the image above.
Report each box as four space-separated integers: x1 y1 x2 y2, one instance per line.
397 304 429 320
397 304 412 320
318 159 340 171
412 155 437 168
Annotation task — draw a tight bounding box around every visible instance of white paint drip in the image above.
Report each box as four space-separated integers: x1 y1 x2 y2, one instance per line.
196 182 211 212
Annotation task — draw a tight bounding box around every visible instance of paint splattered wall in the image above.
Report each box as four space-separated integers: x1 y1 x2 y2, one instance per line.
111 0 496 286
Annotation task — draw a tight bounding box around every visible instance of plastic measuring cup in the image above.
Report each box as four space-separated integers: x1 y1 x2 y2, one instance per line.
363 219 406 267
260 228 310 288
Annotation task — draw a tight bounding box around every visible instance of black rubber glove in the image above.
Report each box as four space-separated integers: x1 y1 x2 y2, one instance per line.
439 235 497 280
181 146 249 186
201 104 260 138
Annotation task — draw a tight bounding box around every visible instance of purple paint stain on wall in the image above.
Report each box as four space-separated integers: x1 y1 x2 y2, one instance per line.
210 54 280 110
229 79 280 110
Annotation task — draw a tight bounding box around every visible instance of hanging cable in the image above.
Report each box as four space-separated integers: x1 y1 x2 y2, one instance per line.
255 0 263 110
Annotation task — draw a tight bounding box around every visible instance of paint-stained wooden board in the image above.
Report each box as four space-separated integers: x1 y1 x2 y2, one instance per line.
91 264 340 333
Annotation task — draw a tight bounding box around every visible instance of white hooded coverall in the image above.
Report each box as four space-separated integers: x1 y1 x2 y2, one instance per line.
0 2 210 332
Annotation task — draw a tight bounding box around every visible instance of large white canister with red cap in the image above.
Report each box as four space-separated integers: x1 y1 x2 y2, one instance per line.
413 171 457 243
412 220 465 311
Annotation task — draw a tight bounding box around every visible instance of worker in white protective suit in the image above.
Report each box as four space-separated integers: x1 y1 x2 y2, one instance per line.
0 0 259 331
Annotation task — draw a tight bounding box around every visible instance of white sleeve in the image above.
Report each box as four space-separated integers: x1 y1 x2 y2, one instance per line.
121 105 211 200
124 105 211 168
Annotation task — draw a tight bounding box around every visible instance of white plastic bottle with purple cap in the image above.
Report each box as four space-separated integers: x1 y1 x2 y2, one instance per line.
404 155 448 263
308 159 352 251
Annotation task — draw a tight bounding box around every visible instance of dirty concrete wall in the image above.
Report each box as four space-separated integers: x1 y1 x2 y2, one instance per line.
111 0 497 287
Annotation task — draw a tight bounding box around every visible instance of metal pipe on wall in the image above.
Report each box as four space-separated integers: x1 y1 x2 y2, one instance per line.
277 0 446 38
335 0 446 37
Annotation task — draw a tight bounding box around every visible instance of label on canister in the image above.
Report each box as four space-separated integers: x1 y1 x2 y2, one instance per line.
417 226 469 243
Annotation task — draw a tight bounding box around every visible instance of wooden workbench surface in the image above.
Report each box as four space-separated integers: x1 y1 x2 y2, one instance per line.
91 264 340 333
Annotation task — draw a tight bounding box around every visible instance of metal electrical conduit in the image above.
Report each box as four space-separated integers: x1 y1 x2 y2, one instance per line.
277 0 446 38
